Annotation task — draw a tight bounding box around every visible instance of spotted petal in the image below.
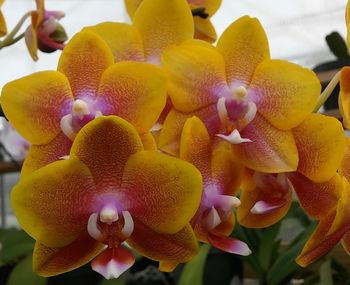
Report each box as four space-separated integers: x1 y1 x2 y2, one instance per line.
70 116 144 189
82 23 145 62
339 139 350 181
133 0 194 64
57 31 114 98
216 16 269 87
11 159 96 247
230 114 298 173
250 60 320 130
293 114 345 183
21 133 72 177
125 0 143 18
1 71 73 145
128 221 198 271
121 150 202 234
97 61 167 133
339 66 350 129
162 41 228 113
33 230 103 277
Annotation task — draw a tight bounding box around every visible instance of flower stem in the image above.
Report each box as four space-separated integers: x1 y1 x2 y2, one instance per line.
0 12 31 49
313 71 340 112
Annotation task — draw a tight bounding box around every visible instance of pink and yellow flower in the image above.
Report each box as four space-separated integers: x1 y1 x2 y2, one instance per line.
159 16 321 173
0 0 7 36
238 113 345 229
1 31 167 176
180 116 250 255
124 0 221 43
11 116 202 278
25 0 67 61
83 0 194 65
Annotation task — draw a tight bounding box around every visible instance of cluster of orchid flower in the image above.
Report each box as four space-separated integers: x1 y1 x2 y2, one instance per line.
1 0 350 280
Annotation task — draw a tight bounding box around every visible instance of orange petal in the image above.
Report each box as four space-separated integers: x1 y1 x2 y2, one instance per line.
11 159 95 248
82 22 145 62
33 230 103 277
0 10 7 36
128 220 198 271
21 133 71 177
250 60 320 130
70 116 143 189
237 172 292 228
293 114 345 183
180 116 212 186
216 16 269 87
57 31 114 98
231 114 298 173
289 172 341 219
339 138 350 181
347 1 350 49
296 211 343 267
97 61 167 133
339 66 350 129
1 71 73 145
162 41 228 113
121 150 202 234
159 104 221 156
133 0 194 64
140 132 157 150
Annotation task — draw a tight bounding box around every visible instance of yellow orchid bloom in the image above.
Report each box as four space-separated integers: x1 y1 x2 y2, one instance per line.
0 0 7 36
159 16 321 174
11 116 202 278
83 0 194 65
180 116 251 255
238 113 345 228
24 0 66 61
1 31 167 176
125 0 221 43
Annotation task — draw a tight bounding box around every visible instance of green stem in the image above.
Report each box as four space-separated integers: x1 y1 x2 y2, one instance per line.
0 11 31 49
313 71 341 112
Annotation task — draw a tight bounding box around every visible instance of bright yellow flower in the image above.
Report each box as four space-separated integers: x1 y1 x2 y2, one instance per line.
0 0 7 36
125 0 221 43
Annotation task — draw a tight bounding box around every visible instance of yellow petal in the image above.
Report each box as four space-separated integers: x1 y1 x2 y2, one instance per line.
1 71 73 145
82 22 145 62
121 150 202 234
293 114 345 183
11 159 95 248
250 60 320 130
133 0 194 64
70 116 144 188
58 31 114 98
162 41 228 113
97 61 167 133
216 16 270 87
0 10 7 36
193 17 217 43
339 66 350 129
124 0 143 18
339 138 350 181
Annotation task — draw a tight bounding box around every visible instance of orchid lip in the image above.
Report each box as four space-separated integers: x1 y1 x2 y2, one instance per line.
205 207 222 230
216 129 252 144
87 213 103 241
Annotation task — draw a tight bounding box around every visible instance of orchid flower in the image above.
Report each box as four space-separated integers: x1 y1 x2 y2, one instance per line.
159 16 321 173
25 0 67 61
11 116 202 279
124 0 221 43
0 0 7 36
180 116 251 256
238 113 345 228
1 31 167 176
83 0 194 65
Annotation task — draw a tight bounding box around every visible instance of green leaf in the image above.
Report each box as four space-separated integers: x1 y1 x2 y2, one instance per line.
6 254 47 285
258 223 280 272
0 229 35 265
325 31 349 60
179 244 210 285
266 222 316 285
320 259 333 285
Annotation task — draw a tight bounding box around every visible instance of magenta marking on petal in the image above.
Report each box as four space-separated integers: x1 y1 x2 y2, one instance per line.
92 247 135 279
250 200 283 215
208 234 252 256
